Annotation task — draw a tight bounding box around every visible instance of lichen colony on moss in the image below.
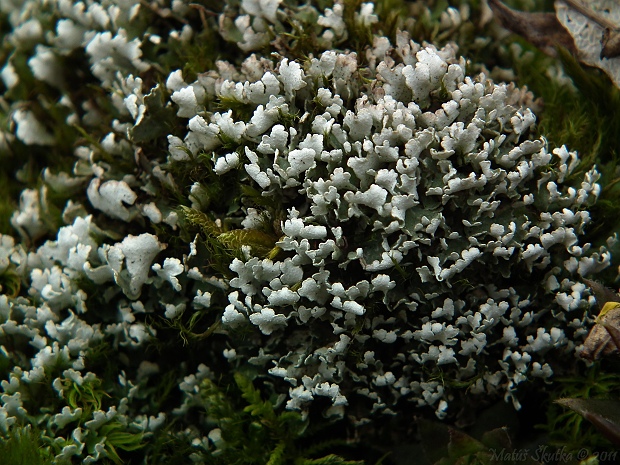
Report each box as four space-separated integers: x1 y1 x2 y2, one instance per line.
0 0 615 462
168 30 609 418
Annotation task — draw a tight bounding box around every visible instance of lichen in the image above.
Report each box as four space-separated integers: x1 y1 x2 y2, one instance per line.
170 36 610 418
0 0 618 462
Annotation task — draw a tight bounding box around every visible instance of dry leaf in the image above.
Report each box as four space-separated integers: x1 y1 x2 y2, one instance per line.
555 0 620 86
557 0 620 59
602 26 620 59
556 398 620 446
581 301 620 361
489 0 577 56
583 278 620 309
490 0 620 87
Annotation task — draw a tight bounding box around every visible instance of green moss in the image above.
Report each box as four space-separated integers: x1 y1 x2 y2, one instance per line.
0 427 58 465
540 363 620 451
0 170 17 235
191 372 365 465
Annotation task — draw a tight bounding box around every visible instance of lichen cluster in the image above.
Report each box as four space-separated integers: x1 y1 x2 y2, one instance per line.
172 30 609 419
0 0 615 462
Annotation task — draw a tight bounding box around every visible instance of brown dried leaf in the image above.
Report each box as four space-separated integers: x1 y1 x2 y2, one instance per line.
558 0 620 58
583 278 620 310
556 398 620 446
602 26 620 59
490 0 620 86
581 302 620 361
555 0 620 87
489 0 577 56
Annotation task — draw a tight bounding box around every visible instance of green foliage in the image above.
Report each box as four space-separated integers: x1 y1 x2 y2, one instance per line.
181 206 223 237
0 266 20 298
129 84 180 144
540 363 620 451
217 229 280 258
373 0 414 40
159 13 228 82
341 0 373 53
556 398 620 447
0 426 57 465
181 205 280 260
56 375 109 415
91 421 146 465
195 372 364 465
179 206 239 277
0 168 17 235
159 307 222 344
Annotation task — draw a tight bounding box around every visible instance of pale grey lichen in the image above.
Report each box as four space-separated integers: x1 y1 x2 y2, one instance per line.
165 31 609 418
0 0 614 461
